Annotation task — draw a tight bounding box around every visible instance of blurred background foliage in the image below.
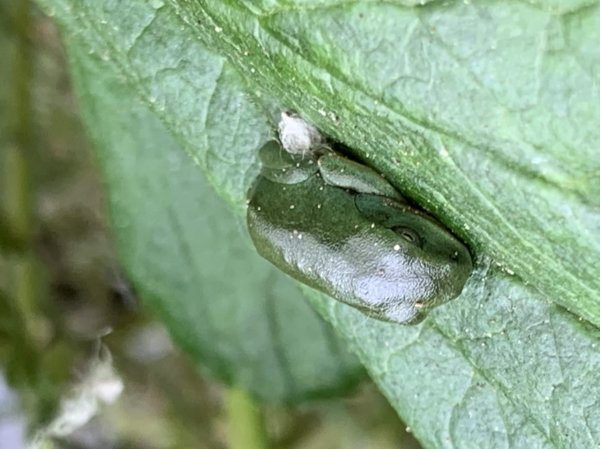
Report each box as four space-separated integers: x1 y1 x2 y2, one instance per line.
0 1 420 448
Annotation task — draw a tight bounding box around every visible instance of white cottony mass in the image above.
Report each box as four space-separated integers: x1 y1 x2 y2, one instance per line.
278 111 323 155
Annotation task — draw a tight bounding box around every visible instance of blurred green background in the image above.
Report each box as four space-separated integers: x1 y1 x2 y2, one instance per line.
0 2 421 448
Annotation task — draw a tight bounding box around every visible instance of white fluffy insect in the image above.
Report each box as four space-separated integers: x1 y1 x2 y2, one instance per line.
277 111 323 155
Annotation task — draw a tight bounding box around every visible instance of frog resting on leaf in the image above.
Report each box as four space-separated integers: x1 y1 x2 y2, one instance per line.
246 113 473 324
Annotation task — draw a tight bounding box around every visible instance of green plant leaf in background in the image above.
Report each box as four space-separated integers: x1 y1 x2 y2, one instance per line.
34 0 600 448
64 40 363 402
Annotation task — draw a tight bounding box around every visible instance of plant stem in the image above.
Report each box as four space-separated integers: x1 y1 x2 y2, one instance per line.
6 0 37 341
4 0 33 248
225 387 270 449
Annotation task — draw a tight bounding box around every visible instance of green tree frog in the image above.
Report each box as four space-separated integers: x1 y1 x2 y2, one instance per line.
246 139 473 324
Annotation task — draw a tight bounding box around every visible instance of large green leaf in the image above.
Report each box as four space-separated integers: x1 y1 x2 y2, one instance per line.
187 0 600 322
36 0 600 447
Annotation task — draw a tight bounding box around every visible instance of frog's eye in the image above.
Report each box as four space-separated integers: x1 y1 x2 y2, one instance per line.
393 226 422 248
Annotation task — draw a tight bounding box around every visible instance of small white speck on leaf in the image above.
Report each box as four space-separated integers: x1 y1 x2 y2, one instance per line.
393 244 400 251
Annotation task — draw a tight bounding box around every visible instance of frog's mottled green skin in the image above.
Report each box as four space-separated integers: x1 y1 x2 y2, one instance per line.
247 141 473 324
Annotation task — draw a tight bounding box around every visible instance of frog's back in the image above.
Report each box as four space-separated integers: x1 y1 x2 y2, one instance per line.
247 175 428 323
